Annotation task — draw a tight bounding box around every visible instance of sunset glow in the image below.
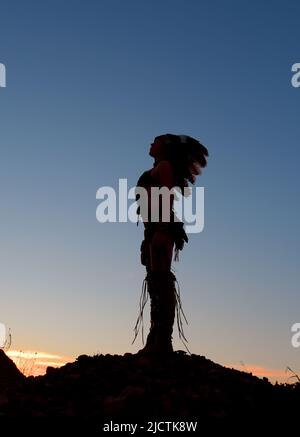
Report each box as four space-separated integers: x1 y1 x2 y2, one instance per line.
7 350 74 377
227 363 291 384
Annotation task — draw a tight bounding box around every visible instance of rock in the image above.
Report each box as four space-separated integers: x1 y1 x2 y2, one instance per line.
0 350 25 385
76 354 89 363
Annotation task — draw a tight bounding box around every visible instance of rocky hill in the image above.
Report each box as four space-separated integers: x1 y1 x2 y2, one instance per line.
0 350 299 431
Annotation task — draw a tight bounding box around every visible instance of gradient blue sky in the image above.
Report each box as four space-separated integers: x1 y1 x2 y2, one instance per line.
0 0 299 380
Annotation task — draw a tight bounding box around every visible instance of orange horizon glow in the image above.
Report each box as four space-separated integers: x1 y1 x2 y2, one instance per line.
227 363 291 384
7 350 74 377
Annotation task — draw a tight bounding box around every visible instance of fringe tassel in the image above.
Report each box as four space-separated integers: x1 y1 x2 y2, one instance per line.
132 276 149 345
173 277 191 355
132 273 191 354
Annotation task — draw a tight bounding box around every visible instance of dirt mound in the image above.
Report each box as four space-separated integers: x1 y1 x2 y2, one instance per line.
0 351 299 428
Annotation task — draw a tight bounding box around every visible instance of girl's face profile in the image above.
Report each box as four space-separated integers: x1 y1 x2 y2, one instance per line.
149 137 165 158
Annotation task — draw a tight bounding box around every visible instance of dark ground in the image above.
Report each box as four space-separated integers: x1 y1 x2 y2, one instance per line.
0 349 299 432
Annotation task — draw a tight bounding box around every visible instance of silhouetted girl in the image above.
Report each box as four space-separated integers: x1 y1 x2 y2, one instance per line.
133 134 208 354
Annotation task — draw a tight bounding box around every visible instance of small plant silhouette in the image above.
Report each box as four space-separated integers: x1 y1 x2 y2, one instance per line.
15 351 38 377
286 366 300 383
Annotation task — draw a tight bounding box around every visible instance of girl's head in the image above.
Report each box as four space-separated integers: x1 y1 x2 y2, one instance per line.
149 136 167 159
149 133 209 192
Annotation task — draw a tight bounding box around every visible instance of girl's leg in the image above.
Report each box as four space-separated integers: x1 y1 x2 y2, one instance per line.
140 230 176 353
149 230 174 272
